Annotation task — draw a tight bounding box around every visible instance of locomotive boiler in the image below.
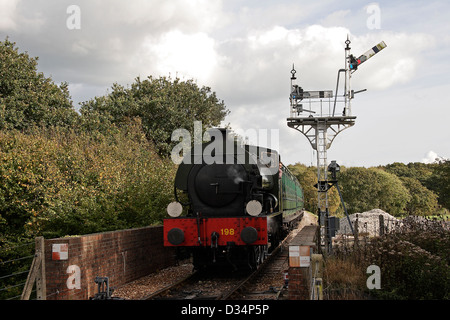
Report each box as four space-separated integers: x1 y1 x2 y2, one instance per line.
163 128 303 270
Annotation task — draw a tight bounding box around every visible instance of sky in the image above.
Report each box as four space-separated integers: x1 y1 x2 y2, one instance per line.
1 0 449 167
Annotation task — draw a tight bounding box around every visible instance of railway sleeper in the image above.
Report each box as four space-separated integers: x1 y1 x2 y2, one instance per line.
192 244 268 273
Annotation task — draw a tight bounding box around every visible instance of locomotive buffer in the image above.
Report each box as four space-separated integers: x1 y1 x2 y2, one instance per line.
287 37 386 253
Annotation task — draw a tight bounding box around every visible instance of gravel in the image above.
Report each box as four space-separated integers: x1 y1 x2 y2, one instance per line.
112 261 193 300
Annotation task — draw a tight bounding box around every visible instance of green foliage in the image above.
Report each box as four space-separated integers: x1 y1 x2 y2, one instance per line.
399 176 438 216
0 38 229 244
339 167 411 216
0 38 232 299
0 38 78 130
0 239 35 300
332 217 449 300
383 162 434 182
383 161 448 212
288 163 341 215
424 160 450 210
80 76 229 156
367 218 449 299
289 162 447 218
0 123 176 240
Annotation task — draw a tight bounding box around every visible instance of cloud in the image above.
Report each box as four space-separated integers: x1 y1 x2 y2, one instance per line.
349 32 436 90
0 0 19 30
137 31 220 84
213 24 433 119
319 9 352 28
1 0 224 84
0 0 46 33
212 24 350 107
2 2 435 97
213 24 435 109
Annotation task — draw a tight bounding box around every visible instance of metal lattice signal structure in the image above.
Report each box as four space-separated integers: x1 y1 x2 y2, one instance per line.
287 37 386 253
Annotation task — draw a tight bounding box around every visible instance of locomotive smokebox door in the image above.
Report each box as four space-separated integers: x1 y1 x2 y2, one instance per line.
195 164 247 207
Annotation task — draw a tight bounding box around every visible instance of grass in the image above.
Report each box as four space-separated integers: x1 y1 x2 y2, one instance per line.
323 256 367 300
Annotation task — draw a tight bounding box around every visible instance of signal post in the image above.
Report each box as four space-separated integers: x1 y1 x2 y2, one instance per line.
287 37 386 253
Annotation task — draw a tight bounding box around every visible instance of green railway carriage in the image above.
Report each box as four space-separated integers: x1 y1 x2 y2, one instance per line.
280 164 304 217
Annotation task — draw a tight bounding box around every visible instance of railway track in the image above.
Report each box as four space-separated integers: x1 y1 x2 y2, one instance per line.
232 245 289 300
143 268 248 300
226 225 301 300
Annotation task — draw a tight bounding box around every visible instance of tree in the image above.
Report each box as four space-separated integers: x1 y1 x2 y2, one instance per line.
288 163 340 215
425 160 450 210
0 38 78 130
383 161 449 211
383 162 434 185
288 163 317 213
399 176 438 216
339 167 411 216
0 123 175 240
80 76 229 156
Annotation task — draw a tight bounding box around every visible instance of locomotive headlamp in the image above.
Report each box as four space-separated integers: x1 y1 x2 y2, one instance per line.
246 200 262 217
167 201 183 217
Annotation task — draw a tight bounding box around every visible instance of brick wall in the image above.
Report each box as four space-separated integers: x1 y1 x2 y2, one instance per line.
44 226 176 300
288 267 310 300
287 225 319 300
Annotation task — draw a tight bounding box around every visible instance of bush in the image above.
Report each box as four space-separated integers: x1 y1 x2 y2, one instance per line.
366 237 448 299
331 217 449 299
80 76 229 156
0 121 175 240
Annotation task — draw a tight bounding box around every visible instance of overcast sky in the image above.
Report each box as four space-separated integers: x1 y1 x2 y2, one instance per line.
1 0 449 167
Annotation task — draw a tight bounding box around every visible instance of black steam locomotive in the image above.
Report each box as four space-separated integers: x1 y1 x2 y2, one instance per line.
164 128 303 270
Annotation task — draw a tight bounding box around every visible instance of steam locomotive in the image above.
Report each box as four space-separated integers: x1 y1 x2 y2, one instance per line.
163 128 304 270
